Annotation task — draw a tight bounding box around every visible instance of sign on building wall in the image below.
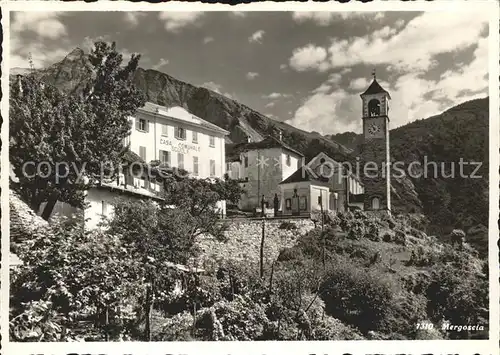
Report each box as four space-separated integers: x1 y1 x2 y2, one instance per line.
159 138 201 154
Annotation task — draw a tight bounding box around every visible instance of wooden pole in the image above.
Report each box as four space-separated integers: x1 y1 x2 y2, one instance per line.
320 193 325 268
260 217 265 278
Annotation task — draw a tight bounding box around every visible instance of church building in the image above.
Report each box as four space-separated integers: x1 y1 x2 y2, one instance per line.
229 73 391 218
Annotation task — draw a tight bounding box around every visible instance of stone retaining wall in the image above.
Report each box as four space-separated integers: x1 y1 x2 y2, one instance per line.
195 218 315 272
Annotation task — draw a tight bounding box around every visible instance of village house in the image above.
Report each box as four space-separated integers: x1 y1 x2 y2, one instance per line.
225 134 365 217
36 102 229 229
279 152 365 216
225 133 304 212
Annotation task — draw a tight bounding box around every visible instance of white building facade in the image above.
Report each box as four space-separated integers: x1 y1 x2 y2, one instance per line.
42 103 229 229
125 103 228 180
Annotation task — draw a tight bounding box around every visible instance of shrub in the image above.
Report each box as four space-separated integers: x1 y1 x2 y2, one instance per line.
386 293 428 337
278 221 298 231
364 219 381 241
153 311 195 341
319 263 395 333
206 295 269 340
383 232 393 242
277 247 304 262
406 246 439 267
394 229 407 245
337 211 354 232
10 222 146 341
425 263 488 339
347 220 365 240
215 261 264 302
311 316 364 340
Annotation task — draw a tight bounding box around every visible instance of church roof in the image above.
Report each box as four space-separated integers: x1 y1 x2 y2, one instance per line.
360 78 391 99
279 166 330 186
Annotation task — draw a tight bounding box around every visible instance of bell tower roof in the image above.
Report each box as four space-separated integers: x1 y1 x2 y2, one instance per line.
360 70 391 99
360 78 391 99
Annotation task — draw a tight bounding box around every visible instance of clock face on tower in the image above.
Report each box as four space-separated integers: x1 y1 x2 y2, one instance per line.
367 122 381 137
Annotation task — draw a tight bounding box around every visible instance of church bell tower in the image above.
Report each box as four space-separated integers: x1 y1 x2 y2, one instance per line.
360 71 391 213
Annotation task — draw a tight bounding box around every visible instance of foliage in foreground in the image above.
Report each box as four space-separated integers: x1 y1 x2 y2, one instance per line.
10 207 488 341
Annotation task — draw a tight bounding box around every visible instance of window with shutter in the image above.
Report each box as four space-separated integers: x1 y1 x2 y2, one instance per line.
160 150 170 166
210 159 216 177
137 118 147 132
161 123 168 136
178 153 184 170
175 127 186 140
193 156 199 176
139 146 146 161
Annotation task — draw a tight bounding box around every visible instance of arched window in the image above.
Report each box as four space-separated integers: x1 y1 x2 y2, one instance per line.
368 99 381 117
371 197 380 210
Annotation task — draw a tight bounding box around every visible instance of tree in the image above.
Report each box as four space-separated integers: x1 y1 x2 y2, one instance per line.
10 41 146 220
10 220 145 341
106 175 243 340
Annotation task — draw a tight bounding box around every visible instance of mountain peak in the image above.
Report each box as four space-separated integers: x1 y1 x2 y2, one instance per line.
65 47 85 61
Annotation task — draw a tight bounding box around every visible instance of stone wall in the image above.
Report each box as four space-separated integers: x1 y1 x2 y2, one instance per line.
195 218 315 272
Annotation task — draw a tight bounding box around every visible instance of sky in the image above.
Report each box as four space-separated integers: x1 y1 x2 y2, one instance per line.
10 10 489 135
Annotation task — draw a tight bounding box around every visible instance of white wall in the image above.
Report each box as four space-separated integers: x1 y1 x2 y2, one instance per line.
128 109 226 179
281 151 302 181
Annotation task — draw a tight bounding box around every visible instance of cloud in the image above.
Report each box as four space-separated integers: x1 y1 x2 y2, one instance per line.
246 72 259 80
201 81 235 100
82 35 110 53
124 12 147 27
10 40 69 69
265 102 275 108
249 30 265 43
289 11 488 73
263 92 291 99
11 12 67 39
348 77 370 91
292 11 385 26
288 35 488 135
287 88 361 135
279 64 288 71
152 58 169 70
158 12 204 32
203 36 214 44
202 81 222 92
289 44 329 72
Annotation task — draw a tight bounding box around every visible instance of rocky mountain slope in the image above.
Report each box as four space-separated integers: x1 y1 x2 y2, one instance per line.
11 47 488 255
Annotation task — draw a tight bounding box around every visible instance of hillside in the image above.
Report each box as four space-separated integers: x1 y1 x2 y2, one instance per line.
23 48 354 158
11 47 488 255
11 47 421 212
331 98 490 256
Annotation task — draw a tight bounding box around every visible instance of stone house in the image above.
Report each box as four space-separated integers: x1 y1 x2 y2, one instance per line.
225 135 304 212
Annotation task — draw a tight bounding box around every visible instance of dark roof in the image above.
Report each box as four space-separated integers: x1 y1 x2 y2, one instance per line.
226 136 304 162
279 166 330 186
10 190 49 244
360 78 391 99
122 150 146 164
139 102 229 135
